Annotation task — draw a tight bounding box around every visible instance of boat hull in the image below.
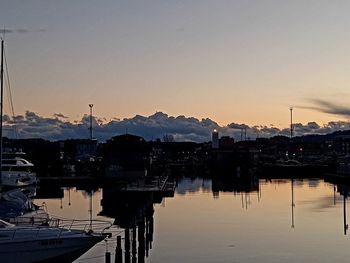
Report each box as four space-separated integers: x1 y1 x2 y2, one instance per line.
0 234 104 263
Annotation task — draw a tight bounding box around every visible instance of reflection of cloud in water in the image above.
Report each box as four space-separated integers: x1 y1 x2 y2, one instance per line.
291 179 320 188
308 179 320 188
176 177 212 195
298 195 342 212
261 179 289 186
293 180 305 187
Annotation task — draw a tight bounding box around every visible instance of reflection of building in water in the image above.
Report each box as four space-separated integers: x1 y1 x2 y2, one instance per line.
211 174 259 209
211 174 259 196
35 181 64 199
100 189 162 263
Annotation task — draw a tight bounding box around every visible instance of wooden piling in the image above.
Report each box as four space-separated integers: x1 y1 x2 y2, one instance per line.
105 252 111 263
115 235 123 263
125 227 131 263
132 225 137 263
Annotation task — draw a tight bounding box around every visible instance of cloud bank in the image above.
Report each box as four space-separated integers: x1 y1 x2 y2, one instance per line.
3 111 350 142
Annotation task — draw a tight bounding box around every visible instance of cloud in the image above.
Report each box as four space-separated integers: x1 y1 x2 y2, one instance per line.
227 123 249 130
3 110 350 142
0 28 46 35
0 29 13 34
304 99 350 118
53 113 68 119
16 29 46 33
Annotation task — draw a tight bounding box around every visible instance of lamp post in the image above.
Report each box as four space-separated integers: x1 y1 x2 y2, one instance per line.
89 104 93 140
290 107 293 139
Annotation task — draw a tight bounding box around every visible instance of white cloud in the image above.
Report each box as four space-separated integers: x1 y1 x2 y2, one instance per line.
3 111 350 142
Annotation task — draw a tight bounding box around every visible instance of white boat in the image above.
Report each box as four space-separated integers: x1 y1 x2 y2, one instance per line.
0 218 111 263
1 152 37 187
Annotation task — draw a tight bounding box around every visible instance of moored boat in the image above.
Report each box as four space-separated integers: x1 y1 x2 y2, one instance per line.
0 218 111 263
1 151 37 187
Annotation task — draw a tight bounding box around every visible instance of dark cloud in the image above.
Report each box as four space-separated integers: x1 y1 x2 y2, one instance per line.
0 29 13 34
16 29 30 33
306 122 320 130
53 113 68 119
227 123 249 130
2 111 350 142
305 99 350 118
16 29 46 33
0 28 46 35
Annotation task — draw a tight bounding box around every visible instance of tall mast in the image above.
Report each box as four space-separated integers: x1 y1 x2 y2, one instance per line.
0 39 4 183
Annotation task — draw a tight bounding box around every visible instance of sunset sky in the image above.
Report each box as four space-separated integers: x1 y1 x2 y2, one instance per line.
1 1 350 130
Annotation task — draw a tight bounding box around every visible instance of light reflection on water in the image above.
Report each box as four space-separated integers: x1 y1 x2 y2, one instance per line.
31 178 350 263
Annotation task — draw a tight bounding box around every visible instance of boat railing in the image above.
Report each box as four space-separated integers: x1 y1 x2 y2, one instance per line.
1 217 112 240
40 202 48 212
48 217 113 235
9 216 49 226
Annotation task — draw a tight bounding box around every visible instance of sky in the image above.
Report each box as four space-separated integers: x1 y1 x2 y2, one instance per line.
1 1 350 141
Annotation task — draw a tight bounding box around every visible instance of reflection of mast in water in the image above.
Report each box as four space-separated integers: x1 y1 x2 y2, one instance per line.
132 225 137 263
291 179 295 228
125 227 130 263
344 193 348 235
336 185 349 235
88 190 93 230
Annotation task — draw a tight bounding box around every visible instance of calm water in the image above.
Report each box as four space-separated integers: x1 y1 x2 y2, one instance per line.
32 177 350 263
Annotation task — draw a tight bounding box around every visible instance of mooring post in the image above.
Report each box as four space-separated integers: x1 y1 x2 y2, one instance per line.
132 225 137 263
105 252 111 263
125 227 131 263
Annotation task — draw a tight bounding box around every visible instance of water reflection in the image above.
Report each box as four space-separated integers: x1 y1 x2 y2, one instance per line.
291 179 295 228
8 176 350 262
99 188 156 263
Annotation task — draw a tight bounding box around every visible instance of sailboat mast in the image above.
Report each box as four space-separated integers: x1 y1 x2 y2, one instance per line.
0 39 4 183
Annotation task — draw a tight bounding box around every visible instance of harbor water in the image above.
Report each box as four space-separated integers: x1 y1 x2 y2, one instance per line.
33 177 350 263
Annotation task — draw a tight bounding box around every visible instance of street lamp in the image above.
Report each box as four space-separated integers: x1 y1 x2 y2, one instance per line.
89 104 93 140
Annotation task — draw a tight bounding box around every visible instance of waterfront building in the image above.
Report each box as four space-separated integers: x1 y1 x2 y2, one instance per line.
212 129 219 149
